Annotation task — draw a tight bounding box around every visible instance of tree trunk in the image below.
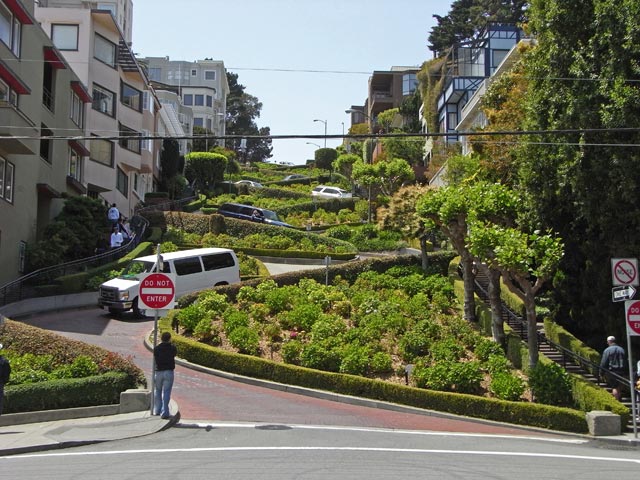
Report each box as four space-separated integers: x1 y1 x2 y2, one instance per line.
420 235 429 272
487 267 505 347
461 255 476 322
524 292 539 369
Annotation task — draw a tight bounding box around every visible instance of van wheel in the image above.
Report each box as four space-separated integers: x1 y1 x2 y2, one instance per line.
132 298 146 318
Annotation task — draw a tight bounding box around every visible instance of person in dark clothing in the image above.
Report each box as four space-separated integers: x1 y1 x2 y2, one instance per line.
153 331 177 419
0 343 10 416
600 335 626 401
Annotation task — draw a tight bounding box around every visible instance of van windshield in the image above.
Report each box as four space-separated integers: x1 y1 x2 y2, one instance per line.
262 210 280 221
120 260 155 278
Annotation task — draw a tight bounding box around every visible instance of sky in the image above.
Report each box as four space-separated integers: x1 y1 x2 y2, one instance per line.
132 0 452 165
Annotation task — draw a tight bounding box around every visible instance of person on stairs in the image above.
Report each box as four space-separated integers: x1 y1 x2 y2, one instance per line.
600 335 626 401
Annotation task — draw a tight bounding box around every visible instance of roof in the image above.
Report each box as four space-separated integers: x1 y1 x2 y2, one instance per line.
135 248 235 263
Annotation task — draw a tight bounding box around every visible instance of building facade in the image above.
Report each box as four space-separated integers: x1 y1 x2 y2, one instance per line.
0 0 92 284
140 56 228 144
35 0 159 219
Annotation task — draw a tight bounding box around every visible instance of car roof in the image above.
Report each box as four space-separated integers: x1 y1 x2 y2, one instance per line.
135 247 235 263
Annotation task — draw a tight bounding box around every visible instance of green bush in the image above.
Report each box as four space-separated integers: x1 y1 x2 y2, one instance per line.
281 340 303 365
177 304 208 333
301 341 341 372
278 303 323 332
490 372 526 401
228 326 260 355
474 338 505 362
414 360 483 394
370 351 393 373
339 344 370 375
198 291 230 315
528 361 573 407
222 307 250 336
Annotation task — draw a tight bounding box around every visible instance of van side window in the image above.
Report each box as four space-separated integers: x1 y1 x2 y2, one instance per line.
173 257 203 276
202 253 235 271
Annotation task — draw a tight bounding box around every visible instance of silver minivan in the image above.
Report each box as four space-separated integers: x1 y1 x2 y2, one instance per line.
98 247 240 317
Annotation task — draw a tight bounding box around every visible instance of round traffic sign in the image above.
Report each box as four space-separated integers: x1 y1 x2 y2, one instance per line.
613 259 638 286
139 273 175 309
626 300 640 335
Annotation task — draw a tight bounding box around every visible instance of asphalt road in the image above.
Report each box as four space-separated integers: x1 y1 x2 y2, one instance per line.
22 306 546 435
3 423 640 479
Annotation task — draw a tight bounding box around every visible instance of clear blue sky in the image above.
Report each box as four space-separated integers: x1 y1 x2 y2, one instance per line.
132 0 452 164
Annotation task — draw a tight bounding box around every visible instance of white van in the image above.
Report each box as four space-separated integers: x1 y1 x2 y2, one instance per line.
98 247 240 317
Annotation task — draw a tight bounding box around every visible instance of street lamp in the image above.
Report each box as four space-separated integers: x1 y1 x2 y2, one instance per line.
313 119 327 148
306 142 321 149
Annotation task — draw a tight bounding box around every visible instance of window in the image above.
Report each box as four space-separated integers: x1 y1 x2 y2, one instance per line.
18 240 26 273
183 94 193 106
92 83 115 116
90 136 113 167
141 129 152 152
121 81 142 111
116 166 128 197
133 172 139 194
52 24 78 50
119 123 141 154
0 78 17 106
69 148 81 181
191 69 197 76
206 95 212 107
143 91 153 112
148 67 161 81
42 62 55 111
193 117 203 127
402 73 417 96
194 94 204 106
2 157 13 203
70 90 84 127
204 70 215 81
174 257 203 276
202 253 234 271
40 125 52 163
94 33 116 67
0 2 20 57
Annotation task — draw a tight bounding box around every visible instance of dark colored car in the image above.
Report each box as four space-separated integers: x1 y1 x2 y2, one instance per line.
216 203 293 228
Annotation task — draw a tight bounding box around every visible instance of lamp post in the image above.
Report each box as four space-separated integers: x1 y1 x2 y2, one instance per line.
345 109 373 223
313 119 327 148
306 142 321 149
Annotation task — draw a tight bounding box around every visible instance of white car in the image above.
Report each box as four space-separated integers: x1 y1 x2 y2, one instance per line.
311 185 353 199
235 180 263 188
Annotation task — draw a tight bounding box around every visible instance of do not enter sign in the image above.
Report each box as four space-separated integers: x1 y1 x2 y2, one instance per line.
625 300 640 336
139 273 176 310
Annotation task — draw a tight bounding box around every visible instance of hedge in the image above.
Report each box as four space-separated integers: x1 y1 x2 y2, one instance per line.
55 241 154 294
157 313 587 433
3 372 133 413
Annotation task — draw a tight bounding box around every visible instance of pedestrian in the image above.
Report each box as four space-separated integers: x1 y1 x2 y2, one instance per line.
153 331 177 419
600 335 626 401
0 343 11 416
107 203 120 227
110 225 123 249
118 216 131 242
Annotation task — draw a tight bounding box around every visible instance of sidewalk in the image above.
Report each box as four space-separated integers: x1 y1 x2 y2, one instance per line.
0 402 178 457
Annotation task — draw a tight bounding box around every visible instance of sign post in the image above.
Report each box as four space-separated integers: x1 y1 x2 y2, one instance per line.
146 246 176 414
624 300 640 437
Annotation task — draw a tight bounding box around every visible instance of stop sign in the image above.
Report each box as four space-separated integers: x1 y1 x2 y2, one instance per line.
139 273 176 310
625 300 640 336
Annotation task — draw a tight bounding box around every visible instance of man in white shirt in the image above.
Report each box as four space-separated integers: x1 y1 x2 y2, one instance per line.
107 203 120 227
110 225 124 249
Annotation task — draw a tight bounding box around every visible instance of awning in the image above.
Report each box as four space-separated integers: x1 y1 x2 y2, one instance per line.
66 176 87 194
68 139 90 156
4 0 33 24
44 46 66 70
87 182 111 193
118 162 139 173
37 183 62 198
140 164 153 174
70 81 92 103
0 136 34 155
0 60 30 95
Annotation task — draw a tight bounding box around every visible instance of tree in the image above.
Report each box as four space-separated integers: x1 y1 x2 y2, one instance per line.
381 135 425 166
333 153 360 184
379 184 433 271
225 72 272 163
183 152 227 192
428 0 528 57
159 138 185 199
315 148 337 174
191 125 215 153
469 223 563 368
517 0 640 340
377 108 399 133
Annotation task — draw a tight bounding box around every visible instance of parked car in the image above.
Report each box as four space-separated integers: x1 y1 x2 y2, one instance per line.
311 185 353 199
216 202 293 228
283 174 308 181
98 248 240 317
235 180 263 188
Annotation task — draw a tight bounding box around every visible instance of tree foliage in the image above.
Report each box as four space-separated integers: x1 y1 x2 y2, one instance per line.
225 72 273 163
314 148 338 173
184 152 228 192
516 0 640 341
158 138 185 199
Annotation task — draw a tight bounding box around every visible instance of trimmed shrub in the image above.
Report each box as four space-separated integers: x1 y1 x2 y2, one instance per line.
228 326 260 355
528 361 573 407
490 372 526 401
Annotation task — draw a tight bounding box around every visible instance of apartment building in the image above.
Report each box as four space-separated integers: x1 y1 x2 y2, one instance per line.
35 0 159 218
140 57 228 143
0 0 91 284
347 66 419 132
153 85 193 157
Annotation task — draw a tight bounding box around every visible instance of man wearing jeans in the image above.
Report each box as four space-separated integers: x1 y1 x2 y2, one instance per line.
153 331 177 419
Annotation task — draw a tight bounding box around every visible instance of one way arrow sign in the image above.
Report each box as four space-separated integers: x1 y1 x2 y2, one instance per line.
612 285 637 302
